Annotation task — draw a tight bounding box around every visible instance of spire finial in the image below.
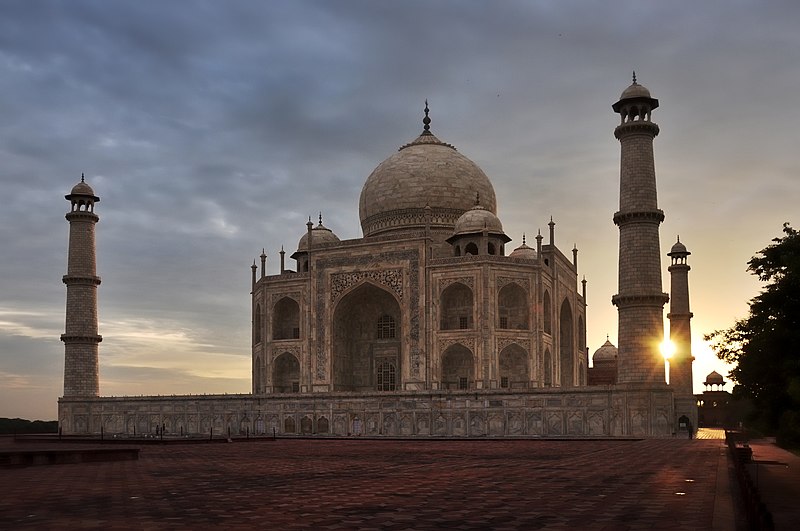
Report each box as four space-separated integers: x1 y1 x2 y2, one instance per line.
677 234 680 243
319 212 323 225
475 192 480 206
607 333 610 341
632 70 637 84
422 99 431 134
522 233 526 245
81 172 85 183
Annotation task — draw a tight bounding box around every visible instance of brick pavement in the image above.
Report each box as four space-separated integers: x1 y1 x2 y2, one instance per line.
1 438 725 529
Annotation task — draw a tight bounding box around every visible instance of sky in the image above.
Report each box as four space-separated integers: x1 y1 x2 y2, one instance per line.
1 1 797 420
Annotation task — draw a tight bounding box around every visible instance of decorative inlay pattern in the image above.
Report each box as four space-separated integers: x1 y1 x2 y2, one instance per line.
496 276 529 292
272 345 302 360
331 269 403 303
271 291 302 305
438 276 475 292
497 337 530 353
438 337 476 353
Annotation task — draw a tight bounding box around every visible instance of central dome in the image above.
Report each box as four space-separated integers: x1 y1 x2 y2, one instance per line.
359 108 497 238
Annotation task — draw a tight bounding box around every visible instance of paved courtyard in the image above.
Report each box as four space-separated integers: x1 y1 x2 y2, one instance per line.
1 437 726 529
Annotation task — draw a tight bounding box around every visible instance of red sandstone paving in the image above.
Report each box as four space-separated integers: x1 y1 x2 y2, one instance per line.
0 438 721 529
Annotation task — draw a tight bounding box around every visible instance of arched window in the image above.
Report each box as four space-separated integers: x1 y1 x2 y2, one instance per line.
376 361 397 391
488 242 497 255
377 315 396 339
273 297 300 340
464 242 479 255
454 245 461 257
440 282 474 330
544 349 553 386
498 344 529 388
441 344 474 390
274 352 300 393
254 304 262 343
498 283 529 330
543 291 552 334
560 299 574 387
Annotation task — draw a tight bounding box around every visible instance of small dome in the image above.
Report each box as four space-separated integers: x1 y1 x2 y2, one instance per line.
619 82 652 101
296 221 340 252
509 236 537 260
668 237 690 257
705 371 724 385
65 174 99 202
452 203 504 237
592 339 618 362
71 181 95 196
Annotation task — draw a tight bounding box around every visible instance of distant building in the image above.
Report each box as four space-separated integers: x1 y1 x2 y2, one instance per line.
587 338 618 385
696 371 735 428
59 77 693 437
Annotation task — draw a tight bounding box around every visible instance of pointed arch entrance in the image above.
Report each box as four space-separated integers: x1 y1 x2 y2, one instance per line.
333 283 402 392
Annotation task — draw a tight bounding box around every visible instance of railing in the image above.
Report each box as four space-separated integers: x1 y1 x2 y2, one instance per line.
724 430 773 530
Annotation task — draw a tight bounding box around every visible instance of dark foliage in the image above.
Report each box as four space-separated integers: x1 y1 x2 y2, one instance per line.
705 223 800 446
0 417 58 434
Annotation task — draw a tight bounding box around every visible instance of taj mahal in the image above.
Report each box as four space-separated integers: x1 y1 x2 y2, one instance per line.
58 77 697 437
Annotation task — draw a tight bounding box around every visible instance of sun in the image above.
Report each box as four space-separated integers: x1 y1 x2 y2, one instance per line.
660 339 676 360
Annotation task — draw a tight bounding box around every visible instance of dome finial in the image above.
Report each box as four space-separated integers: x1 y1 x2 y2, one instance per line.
422 99 431 134
319 212 323 225
522 233 526 245
81 172 85 183
632 70 637 84
475 192 480 206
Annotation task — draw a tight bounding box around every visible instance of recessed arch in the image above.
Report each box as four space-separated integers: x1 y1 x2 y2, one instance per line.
273 297 300 340
544 349 553 387
498 343 529 388
464 242 479 255
560 298 574 387
441 344 474 390
543 290 552 334
440 282 473 330
498 282 528 330
274 352 300 393
333 282 401 392
254 303 262 344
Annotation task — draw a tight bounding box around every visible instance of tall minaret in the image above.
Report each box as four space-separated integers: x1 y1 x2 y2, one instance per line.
61 174 102 397
668 238 696 424
611 74 670 385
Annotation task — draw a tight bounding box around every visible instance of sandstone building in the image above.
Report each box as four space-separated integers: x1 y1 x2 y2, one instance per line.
58 77 693 437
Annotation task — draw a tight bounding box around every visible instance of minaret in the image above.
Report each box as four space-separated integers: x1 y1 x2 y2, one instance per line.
668 237 696 424
61 174 102 397
611 74 670 385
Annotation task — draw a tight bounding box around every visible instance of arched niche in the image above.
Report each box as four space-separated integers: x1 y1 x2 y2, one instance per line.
543 290 552 334
273 297 300 340
274 352 300 393
498 343 529 388
254 303 262 344
333 283 401 392
560 299 574 387
544 349 553 387
440 282 473 330
441 344 474 390
498 283 528 330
